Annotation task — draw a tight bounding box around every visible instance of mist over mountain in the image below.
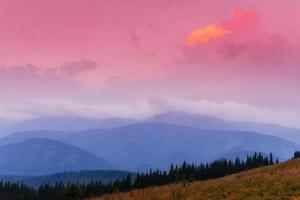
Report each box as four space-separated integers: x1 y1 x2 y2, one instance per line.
146 111 300 144
0 116 136 136
146 111 235 130
2 111 300 142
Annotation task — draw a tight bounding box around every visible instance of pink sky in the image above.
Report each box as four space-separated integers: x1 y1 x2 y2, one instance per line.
1 0 300 126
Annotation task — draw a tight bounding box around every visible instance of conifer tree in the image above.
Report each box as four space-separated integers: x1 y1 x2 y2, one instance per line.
64 184 82 200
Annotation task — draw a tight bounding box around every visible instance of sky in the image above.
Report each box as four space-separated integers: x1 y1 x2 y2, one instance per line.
0 0 300 127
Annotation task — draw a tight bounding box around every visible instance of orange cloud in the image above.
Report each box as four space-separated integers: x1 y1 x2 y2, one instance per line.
186 25 229 46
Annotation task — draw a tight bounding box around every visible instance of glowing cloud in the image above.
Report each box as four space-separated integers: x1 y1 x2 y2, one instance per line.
186 25 229 46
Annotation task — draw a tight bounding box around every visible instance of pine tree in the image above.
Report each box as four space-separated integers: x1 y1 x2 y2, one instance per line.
269 153 274 164
294 151 300 159
64 184 82 200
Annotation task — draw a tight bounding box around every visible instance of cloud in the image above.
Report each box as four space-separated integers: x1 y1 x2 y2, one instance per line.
0 59 99 81
222 8 259 33
186 8 258 46
0 58 99 80
0 64 46 78
130 32 142 48
60 59 99 76
167 8 300 109
186 24 229 45
148 96 300 128
10 98 154 120
183 8 299 65
0 60 102 101
0 107 34 121
0 64 63 89
2 96 300 128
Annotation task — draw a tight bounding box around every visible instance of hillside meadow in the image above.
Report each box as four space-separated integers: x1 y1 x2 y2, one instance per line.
90 159 300 200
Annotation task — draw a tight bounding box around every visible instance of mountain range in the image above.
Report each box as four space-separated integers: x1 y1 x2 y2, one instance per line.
62 122 298 170
0 111 299 174
0 122 297 172
2 111 300 143
0 116 136 136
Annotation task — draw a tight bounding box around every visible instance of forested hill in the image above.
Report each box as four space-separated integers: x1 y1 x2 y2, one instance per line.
92 158 300 200
0 153 276 200
0 170 135 188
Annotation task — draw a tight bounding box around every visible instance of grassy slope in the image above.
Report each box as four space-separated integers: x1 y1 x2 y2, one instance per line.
90 159 300 200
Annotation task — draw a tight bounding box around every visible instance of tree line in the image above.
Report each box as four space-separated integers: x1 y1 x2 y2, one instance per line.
0 153 278 200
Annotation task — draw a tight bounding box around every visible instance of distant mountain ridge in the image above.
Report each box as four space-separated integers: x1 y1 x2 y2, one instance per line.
0 130 70 146
0 138 116 175
1 111 300 143
146 111 300 143
0 112 299 172
61 122 299 171
146 111 236 130
0 116 136 136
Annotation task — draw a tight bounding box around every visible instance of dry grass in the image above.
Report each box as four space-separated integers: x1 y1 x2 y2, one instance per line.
89 159 300 200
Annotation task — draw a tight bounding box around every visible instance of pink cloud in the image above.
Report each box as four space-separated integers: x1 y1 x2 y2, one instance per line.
0 61 101 102
163 8 300 109
222 8 259 33
182 8 297 67
0 0 299 117
60 59 99 76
